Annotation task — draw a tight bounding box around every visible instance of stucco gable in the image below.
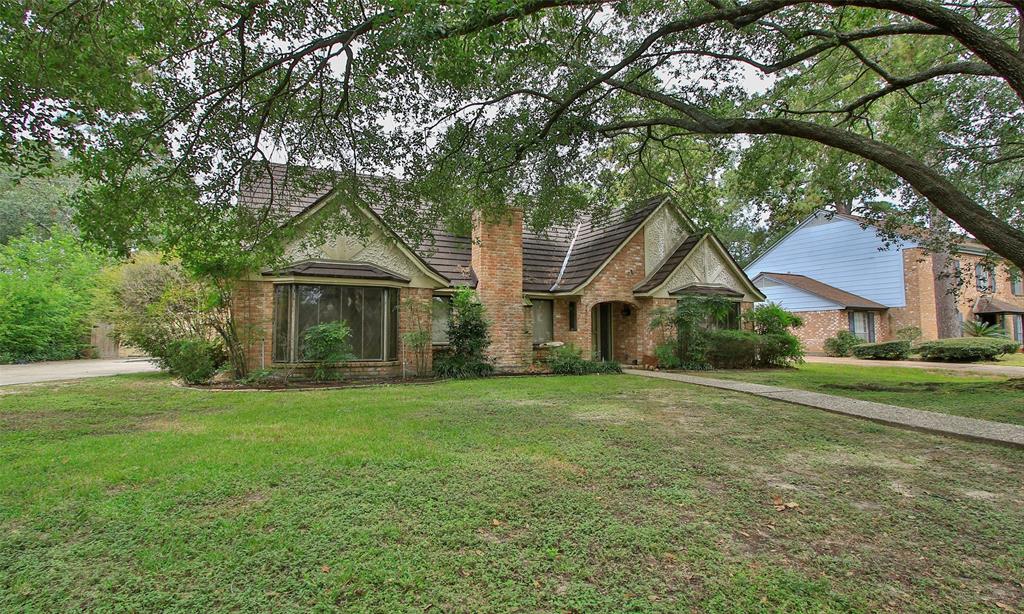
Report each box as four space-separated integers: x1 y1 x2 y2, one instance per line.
638 235 764 301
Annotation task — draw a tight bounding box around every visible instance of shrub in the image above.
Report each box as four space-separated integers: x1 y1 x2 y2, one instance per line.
757 332 805 367
962 320 1009 338
851 340 911 360
704 330 804 369
302 321 355 381
705 330 757 369
547 344 622 375
0 230 108 363
894 326 922 342
433 288 493 378
917 337 1020 362
744 303 804 335
823 330 863 357
163 338 227 384
654 342 684 369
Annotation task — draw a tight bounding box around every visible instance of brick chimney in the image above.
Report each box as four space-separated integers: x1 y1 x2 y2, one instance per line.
471 209 531 370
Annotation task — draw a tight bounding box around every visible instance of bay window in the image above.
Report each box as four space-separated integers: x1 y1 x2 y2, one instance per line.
272 284 398 362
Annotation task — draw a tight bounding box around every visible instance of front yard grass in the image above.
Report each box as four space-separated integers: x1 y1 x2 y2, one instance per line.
2 373 1022 612
701 363 1024 426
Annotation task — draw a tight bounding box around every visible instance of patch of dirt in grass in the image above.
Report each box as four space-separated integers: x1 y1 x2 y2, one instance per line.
797 449 923 472
198 491 269 519
141 416 205 434
960 489 1002 501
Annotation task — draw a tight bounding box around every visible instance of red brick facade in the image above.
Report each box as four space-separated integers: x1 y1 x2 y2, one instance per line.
233 208 761 375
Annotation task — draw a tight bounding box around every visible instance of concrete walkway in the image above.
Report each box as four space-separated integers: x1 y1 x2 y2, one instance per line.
804 354 1024 378
0 358 159 386
624 369 1024 448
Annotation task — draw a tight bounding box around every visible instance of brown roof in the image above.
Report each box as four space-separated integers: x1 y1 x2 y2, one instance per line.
634 233 704 293
240 163 671 292
754 272 887 310
263 260 410 283
974 296 1024 314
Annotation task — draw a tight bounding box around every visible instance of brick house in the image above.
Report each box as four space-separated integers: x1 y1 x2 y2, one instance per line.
233 165 764 376
745 211 1024 353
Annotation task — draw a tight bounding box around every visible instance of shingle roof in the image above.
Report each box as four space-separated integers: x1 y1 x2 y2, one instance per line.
974 296 1024 314
754 272 887 310
633 233 704 293
240 163 669 292
263 260 411 282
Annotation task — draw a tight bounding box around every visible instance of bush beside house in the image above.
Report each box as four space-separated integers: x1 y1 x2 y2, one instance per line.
547 344 621 375
652 299 804 370
851 340 912 360
433 288 495 379
823 330 863 357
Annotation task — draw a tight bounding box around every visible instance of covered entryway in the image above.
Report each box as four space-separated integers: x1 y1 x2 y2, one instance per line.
590 301 639 362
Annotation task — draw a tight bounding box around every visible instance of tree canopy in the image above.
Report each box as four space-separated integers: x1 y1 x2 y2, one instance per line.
3 0 1023 271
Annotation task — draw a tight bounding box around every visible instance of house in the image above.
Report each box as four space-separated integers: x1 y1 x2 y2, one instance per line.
232 165 764 376
744 211 1024 352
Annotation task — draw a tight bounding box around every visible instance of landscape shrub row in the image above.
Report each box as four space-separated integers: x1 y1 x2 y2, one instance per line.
547 344 621 375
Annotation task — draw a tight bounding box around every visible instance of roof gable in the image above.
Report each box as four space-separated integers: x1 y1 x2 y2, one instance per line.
635 234 765 301
753 272 886 309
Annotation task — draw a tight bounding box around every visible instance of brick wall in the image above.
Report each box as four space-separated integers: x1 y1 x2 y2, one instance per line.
471 209 532 371
952 253 1024 320
888 248 940 341
233 279 275 372
398 286 434 376
794 308 886 353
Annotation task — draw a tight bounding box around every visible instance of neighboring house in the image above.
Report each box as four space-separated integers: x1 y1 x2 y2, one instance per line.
745 211 1024 352
233 165 764 376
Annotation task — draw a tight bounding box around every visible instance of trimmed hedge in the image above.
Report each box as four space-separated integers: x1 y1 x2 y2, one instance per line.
917 337 1020 362
851 340 911 360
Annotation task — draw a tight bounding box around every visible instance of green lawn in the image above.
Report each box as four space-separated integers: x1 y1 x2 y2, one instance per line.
997 352 1024 367
2 374 1022 612
700 363 1024 426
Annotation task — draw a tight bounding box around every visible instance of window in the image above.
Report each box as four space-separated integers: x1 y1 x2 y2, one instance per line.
532 299 554 344
431 295 451 344
976 264 997 292
706 302 742 330
1012 268 1023 296
1012 314 1023 343
272 284 398 363
568 301 578 331
848 311 876 342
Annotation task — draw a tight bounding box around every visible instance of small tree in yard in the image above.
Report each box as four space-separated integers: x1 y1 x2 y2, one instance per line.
400 295 432 377
433 288 493 378
302 322 355 382
744 303 803 335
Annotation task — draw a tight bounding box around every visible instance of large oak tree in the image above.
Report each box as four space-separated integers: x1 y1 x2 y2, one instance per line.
3 0 1023 270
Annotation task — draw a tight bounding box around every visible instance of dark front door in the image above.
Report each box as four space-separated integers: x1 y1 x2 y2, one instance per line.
597 303 613 361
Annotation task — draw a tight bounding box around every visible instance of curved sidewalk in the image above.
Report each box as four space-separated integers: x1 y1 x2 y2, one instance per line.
625 369 1024 449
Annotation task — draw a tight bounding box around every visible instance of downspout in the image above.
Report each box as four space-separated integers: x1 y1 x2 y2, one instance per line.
551 223 582 291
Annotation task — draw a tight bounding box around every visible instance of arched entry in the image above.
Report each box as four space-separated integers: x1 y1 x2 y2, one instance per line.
591 301 639 362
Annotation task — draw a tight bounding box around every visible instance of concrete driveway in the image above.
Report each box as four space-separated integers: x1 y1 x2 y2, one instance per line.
0 358 160 386
804 355 1024 377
